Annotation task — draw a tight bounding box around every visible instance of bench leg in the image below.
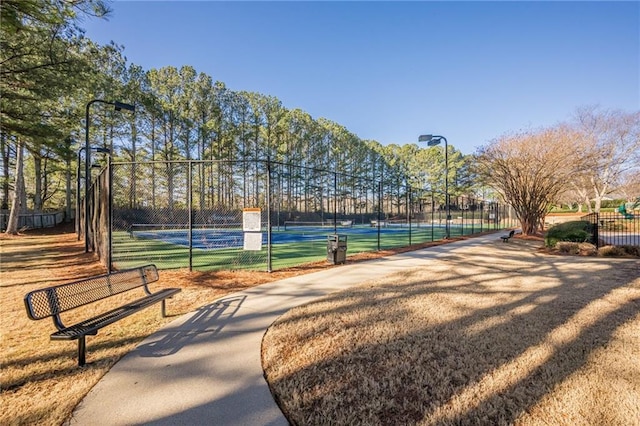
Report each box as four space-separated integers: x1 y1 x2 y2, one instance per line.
161 299 167 318
78 336 86 367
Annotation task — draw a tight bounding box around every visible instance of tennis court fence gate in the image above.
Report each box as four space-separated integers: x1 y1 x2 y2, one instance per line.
581 212 640 248
81 159 517 272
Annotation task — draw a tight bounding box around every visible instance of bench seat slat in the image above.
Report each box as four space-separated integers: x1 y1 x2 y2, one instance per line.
25 264 160 320
50 288 180 340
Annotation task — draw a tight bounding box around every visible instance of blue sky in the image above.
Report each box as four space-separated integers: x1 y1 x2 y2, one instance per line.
81 1 639 154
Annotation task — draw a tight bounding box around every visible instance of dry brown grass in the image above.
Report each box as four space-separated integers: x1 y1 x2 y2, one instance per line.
5 227 638 425
0 224 452 425
0 226 321 426
263 240 640 425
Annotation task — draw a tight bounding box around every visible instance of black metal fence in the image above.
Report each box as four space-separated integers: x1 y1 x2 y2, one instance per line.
83 159 518 272
583 211 640 248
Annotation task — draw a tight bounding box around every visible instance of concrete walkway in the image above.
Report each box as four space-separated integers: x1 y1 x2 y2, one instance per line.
69 233 503 425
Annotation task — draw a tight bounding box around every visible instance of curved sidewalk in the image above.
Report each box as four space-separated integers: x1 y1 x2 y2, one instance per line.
69 233 502 425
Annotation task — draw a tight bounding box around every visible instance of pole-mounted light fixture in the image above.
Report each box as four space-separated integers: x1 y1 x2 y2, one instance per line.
418 134 450 239
114 101 135 112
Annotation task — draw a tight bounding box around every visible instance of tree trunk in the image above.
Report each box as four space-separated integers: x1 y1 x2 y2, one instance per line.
1 133 9 210
593 197 602 213
583 194 593 213
65 139 72 222
33 153 42 211
519 217 536 236
6 141 25 234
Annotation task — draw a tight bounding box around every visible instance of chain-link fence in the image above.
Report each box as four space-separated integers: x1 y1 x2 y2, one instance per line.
85 159 518 272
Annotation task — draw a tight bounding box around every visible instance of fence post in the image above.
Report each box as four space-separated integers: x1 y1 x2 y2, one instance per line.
431 191 435 241
333 172 338 234
267 158 272 273
438 197 443 237
594 213 600 248
188 161 193 272
470 197 475 235
460 196 465 236
377 180 381 251
408 185 412 246
108 158 113 273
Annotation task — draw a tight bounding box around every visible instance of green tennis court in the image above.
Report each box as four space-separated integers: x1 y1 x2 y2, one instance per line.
112 223 468 271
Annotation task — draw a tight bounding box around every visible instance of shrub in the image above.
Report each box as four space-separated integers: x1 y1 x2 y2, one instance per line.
545 220 594 247
598 245 640 257
578 242 597 256
601 199 626 209
618 245 640 257
598 246 627 257
556 242 580 254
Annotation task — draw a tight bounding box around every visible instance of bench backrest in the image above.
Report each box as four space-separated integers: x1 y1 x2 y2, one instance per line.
24 264 159 320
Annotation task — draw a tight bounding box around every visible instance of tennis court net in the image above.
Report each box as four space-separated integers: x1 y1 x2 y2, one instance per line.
129 223 244 236
283 220 353 231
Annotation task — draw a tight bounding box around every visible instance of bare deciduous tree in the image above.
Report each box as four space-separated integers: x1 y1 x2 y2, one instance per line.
618 171 640 202
571 106 640 212
476 126 587 235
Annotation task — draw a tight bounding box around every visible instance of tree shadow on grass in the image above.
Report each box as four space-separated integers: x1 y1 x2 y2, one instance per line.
263 253 639 425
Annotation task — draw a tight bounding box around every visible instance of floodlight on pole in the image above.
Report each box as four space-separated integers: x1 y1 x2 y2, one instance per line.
84 99 134 253
418 134 450 239
114 101 135 112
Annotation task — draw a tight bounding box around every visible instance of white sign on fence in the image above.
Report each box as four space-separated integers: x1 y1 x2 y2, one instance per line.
243 208 262 250
243 208 261 232
243 231 262 251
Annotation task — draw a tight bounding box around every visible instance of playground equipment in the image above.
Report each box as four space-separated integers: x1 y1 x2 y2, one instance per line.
618 197 640 219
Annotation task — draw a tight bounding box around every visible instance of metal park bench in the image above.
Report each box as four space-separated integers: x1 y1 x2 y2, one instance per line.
24 264 180 366
500 230 515 242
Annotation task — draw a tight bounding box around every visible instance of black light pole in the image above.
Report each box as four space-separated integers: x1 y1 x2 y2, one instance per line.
84 99 135 252
418 134 449 239
76 146 86 239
